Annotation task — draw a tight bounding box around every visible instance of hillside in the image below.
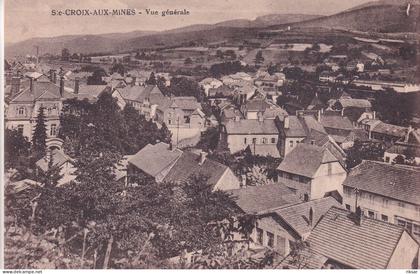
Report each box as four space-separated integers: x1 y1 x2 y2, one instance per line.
271 4 420 33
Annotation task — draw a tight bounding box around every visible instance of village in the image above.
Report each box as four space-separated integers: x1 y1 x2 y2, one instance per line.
3 11 420 270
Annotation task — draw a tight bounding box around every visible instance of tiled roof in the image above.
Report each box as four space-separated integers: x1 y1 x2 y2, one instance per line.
338 98 371 109
307 207 406 269
343 160 420 205
281 115 326 138
208 85 235 97
225 119 279 135
163 151 228 187
320 115 353 130
128 143 182 178
229 183 300 214
273 197 342 237
372 121 407 138
10 81 75 103
36 150 72 172
117 85 163 103
245 99 271 111
77 85 110 101
277 144 338 178
158 96 201 111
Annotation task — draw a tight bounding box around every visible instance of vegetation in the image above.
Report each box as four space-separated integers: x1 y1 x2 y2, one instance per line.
32 107 48 159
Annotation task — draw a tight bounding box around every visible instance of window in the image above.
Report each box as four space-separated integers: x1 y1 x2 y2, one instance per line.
50 124 57 136
244 138 247 144
368 210 375 219
345 204 351 210
368 194 375 204
18 107 25 116
398 202 405 210
262 137 267 144
252 138 257 144
414 224 420 238
168 119 172 125
266 232 274 248
381 215 388 222
256 228 263 245
382 198 389 208
289 140 294 148
304 194 309 202
47 107 52 115
385 156 390 163
184 116 190 123
17 125 24 134
271 138 276 144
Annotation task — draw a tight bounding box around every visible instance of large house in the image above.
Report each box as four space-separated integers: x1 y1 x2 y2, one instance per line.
360 119 408 143
127 142 241 191
240 98 287 120
277 143 347 201
112 85 165 119
155 96 204 129
305 207 419 269
277 114 327 157
5 75 75 140
342 160 420 241
223 118 280 157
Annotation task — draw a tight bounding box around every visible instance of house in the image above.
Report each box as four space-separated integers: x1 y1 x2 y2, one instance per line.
251 197 341 257
305 207 419 269
199 77 223 96
76 85 111 103
207 85 235 104
155 96 205 130
221 72 253 86
164 151 241 191
35 149 77 186
330 98 372 114
223 118 280 157
362 120 408 143
254 72 285 89
277 143 347 201
277 114 327 157
5 76 76 140
113 85 165 119
342 160 420 242
319 114 359 147
240 98 287 120
127 143 241 191
384 128 420 165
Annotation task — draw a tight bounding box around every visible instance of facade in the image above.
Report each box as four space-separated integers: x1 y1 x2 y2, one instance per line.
343 161 420 242
223 118 280 157
277 143 347 201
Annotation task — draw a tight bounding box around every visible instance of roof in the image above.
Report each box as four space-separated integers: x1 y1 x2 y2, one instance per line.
208 85 235 97
371 122 407 138
343 160 420 205
386 142 420 158
128 143 182 177
229 183 301 214
281 115 326 138
338 98 371 109
307 207 407 269
273 197 341 237
158 96 201 112
225 119 278 135
277 144 339 178
10 81 75 103
36 150 72 172
116 85 163 104
245 99 271 112
163 152 228 187
77 85 110 101
320 115 353 130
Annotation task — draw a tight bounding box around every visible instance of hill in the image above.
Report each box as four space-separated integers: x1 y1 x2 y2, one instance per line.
271 4 420 33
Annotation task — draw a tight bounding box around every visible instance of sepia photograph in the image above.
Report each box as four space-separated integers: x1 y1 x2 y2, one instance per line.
2 0 420 270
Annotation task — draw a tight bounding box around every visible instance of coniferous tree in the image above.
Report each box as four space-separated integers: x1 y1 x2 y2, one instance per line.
32 107 48 159
159 123 172 144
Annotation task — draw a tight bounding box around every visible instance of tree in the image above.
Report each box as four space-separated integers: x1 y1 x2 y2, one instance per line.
36 152 64 188
32 107 48 159
5 128 31 169
159 123 172 144
197 127 219 152
146 72 156 85
87 69 107 85
184 57 193 65
110 63 126 76
345 140 385 168
254 50 264 66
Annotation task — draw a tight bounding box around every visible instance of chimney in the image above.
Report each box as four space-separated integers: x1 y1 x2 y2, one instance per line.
29 77 33 92
284 115 289 129
49 69 54 82
11 76 21 95
60 76 64 97
74 77 80 94
355 206 363 226
309 207 314 227
258 112 264 122
169 142 173 151
317 110 321 122
199 151 207 165
235 115 240 122
52 70 57 84
241 174 247 188
372 111 376 120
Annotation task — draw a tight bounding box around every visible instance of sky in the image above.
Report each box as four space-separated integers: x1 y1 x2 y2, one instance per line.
5 0 375 44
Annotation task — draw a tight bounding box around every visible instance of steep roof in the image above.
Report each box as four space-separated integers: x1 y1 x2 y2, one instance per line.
229 183 300 214
158 96 201 112
343 161 420 205
117 85 163 103
208 85 235 97
307 207 407 269
77 85 110 101
371 121 407 139
281 115 326 138
225 119 278 135
273 197 342 237
10 81 75 103
128 143 182 178
320 115 353 130
163 151 229 187
277 144 339 178
36 150 72 172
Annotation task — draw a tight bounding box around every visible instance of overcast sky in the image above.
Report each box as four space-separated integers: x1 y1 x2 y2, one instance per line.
5 0 374 44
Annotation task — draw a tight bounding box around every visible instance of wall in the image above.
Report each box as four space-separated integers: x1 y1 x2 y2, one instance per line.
387 231 419 269
227 134 278 155
281 137 305 157
311 162 346 200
